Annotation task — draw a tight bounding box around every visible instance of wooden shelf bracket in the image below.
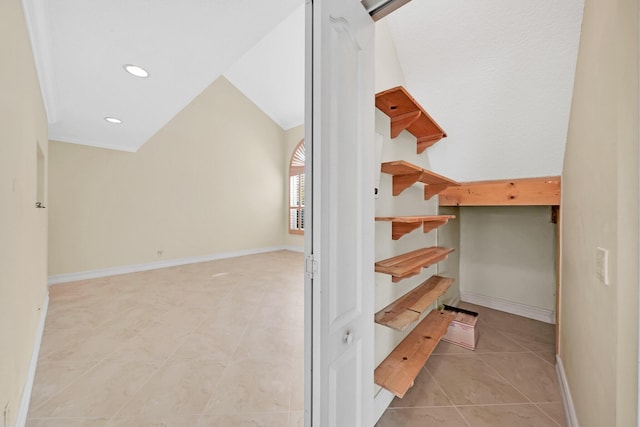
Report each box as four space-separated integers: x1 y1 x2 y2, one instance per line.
376 86 447 154
375 215 456 240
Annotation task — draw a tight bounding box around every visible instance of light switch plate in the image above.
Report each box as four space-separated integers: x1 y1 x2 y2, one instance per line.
596 247 609 286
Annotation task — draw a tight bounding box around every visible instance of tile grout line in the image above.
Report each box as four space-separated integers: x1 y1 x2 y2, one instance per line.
423 367 473 427
104 317 203 423
28 358 105 418
532 402 565 427
195 287 269 423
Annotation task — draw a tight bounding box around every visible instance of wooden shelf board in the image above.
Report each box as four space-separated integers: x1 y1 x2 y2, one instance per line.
375 275 454 331
438 176 561 206
375 215 456 240
375 86 447 153
375 247 454 282
381 161 460 197
374 309 455 398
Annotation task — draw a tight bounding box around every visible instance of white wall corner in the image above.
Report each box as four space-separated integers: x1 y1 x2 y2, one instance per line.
15 291 49 427
460 291 556 324
48 246 296 285
556 354 580 427
20 0 58 123
373 387 395 424
448 295 461 307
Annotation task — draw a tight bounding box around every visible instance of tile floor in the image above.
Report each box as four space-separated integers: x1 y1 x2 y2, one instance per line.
376 302 567 427
27 251 305 427
28 250 566 427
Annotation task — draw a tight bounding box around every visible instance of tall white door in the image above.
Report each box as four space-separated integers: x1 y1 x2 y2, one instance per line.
304 0 375 426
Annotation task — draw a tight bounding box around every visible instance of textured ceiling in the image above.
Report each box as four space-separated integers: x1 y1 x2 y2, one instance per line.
24 0 301 151
386 0 585 181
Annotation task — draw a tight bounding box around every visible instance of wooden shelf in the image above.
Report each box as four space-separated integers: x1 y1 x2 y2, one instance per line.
374 309 455 398
375 215 456 240
375 86 447 153
375 275 454 331
375 247 454 283
438 176 561 206
381 161 460 199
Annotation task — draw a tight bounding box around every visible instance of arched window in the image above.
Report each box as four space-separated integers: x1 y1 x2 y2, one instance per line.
289 140 305 234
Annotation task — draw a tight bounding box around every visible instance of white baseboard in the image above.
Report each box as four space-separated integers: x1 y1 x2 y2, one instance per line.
282 245 304 253
556 355 579 427
48 246 300 285
460 291 556 324
15 291 49 427
373 388 395 424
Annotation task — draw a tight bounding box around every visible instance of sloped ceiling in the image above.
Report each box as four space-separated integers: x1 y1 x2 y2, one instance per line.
223 5 305 130
24 0 302 152
386 0 584 181
24 0 584 181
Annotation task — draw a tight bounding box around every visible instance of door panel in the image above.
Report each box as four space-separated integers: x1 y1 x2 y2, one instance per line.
305 0 375 426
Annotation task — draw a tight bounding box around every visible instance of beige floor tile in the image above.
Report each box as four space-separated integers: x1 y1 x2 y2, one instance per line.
107 322 191 361
204 358 293 414
502 328 556 352
44 308 110 330
426 354 528 405
116 358 226 418
39 326 138 362
105 414 201 427
479 352 562 403
390 369 451 408
376 407 469 427
289 354 305 412
288 411 304 427
28 361 96 411
232 325 298 362
249 303 304 329
537 402 569 426
196 412 289 427
434 328 527 355
31 359 159 418
171 326 245 363
457 403 560 427
26 418 109 427
535 351 557 365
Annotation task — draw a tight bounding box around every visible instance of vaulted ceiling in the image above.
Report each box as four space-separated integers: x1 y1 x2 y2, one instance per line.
24 0 584 180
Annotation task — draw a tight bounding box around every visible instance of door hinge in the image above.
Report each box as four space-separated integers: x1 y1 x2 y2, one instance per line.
305 255 318 279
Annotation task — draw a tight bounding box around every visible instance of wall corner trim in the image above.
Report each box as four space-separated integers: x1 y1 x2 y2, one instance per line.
460 291 556 324
48 246 301 285
15 291 49 427
556 354 580 427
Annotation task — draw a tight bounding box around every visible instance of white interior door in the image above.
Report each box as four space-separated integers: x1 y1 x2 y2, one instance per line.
304 0 375 426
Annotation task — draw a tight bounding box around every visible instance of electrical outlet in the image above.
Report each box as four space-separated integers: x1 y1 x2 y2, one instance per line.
596 247 609 286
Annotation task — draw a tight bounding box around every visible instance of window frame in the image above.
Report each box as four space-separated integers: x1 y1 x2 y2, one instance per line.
289 139 305 235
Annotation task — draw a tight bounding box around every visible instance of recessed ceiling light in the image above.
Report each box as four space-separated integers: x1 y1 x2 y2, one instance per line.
105 117 122 124
123 64 149 78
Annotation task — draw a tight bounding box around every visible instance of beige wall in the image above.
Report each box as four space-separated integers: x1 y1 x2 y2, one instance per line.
459 206 557 312
560 0 639 424
49 77 286 276
437 206 460 298
0 0 49 424
284 124 305 249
